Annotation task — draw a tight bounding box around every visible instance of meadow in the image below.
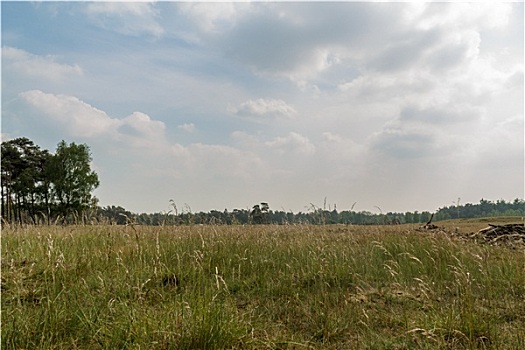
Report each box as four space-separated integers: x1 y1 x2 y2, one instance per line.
2 219 524 349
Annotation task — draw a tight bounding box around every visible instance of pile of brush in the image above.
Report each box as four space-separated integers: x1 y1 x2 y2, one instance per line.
471 223 525 246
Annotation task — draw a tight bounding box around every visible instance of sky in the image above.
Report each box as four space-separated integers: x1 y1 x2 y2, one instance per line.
2 1 524 215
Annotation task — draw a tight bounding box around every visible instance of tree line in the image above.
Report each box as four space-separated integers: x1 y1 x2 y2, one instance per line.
1 137 99 224
98 199 524 226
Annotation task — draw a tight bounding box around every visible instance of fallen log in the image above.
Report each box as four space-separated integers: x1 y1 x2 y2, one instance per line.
490 233 525 244
478 223 524 236
472 223 525 246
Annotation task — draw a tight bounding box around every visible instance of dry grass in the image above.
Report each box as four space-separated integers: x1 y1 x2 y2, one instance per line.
2 219 524 349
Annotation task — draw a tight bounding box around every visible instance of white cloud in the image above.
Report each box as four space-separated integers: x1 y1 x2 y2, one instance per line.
2 46 82 82
177 2 246 33
19 90 119 138
84 2 164 37
367 100 485 161
121 112 165 139
19 90 167 150
178 123 196 133
265 132 316 155
190 3 404 83
119 112 168 150
185 2 517 93
415 3 512 31
228 98 296 119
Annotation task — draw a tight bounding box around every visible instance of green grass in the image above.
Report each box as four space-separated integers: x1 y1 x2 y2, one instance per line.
2 221 524 349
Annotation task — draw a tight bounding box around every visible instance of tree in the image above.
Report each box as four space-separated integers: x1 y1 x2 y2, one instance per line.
1 139 21 222
250 202 270 224
1 138 51 223
1 138 100 223
49 141 99 218
250 205 262 224
260 202 270 223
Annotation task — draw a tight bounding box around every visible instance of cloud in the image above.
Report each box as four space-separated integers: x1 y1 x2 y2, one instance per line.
231 130 260 147
178 123 196 133
215 3 360 81
177 2 246 34
178 2 516 92
320 132 366 159
415 2 512 31
371 128 443 159
184 3 415 83
398 105 481 125
121 112 165 138
265 132 315 155
368 102 482 160
228 98 297 119
2 46 83 82
232 130 315 155
368 28 442 73
19 90 167 149
84 2 164 37
19 90 119 138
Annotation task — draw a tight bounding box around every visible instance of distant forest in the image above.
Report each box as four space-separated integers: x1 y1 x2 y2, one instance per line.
2 137 523 225
99 198 524 226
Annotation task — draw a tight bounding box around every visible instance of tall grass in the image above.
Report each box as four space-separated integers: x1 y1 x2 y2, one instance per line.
2 222 524 349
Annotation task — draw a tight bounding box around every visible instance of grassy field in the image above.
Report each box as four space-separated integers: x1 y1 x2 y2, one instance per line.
2 219 524 349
